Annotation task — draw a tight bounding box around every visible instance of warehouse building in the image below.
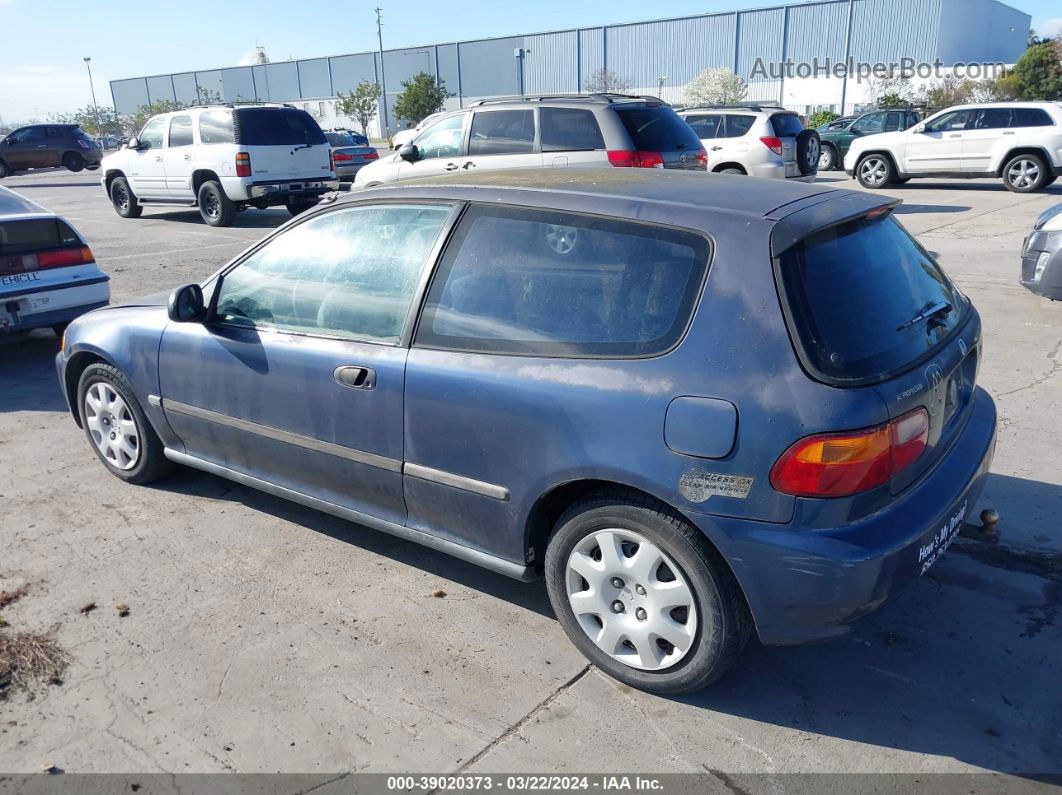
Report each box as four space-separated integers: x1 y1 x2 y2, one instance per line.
110 0 1030 137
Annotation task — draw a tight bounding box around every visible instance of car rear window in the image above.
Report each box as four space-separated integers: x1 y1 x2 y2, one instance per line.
778 213 967 381
0 218 80 256
416 205 711 358
769 113 804 137
615 107 703 153
234 108 326 146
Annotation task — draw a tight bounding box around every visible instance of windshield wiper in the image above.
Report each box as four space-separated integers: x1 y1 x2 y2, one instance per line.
292 143 315 152
897 300 952 332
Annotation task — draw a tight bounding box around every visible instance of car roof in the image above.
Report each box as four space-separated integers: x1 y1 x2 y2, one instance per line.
341 168 846 224
0 186 54 220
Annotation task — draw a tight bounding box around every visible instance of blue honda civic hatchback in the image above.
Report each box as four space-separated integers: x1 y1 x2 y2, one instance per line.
57 170 996 693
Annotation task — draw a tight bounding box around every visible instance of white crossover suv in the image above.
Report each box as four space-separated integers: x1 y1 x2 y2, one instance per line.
677 105 820 182
101 104 338 226
844 102 1062 193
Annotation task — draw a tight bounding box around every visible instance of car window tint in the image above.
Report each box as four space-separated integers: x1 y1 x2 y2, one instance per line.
168 115 194 147
684 114 722 139
907 112 920 128
46 126 66 140
615 107 703 152
924 110 971 133
469 110 535 156
540 108 605 151
972 108 1010 129
139 117 166 149
0 218 80 255
778 214 966 380
12 127 46 144
199 111 235 144
215 204 452 344
1011 108 1053 127
416 205 711 358
884 112 904 132
234 108 326 146
413 114 465 159
723 115 756 138
851 113 885 134
769 113 804 137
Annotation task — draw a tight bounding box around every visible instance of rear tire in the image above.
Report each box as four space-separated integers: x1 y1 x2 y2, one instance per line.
77 363 175 485
62 152 85 172
285 198 318 217
110 176 143 218
719 167 745 175
1002 154 1048 193
856 153 894 189
198 180 236 227
1043 175 1058 187
796 129 821 176
85 163 100 171
545 489 750 694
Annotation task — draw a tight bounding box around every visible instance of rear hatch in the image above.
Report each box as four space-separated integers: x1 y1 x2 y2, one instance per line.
776 208 979 494
614 105 706 170
768 112 804 176
233 108 332 181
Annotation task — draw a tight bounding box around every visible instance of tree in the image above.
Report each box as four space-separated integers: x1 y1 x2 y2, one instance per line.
684 68 747 105
865 73 913 107
918 74 973 110
808 109 840 129
123 100 185 135
877 93 910 108
195 87 223 105
49 104 123 137
392 72 449 126
336 80 382 137
583 69 632 94
1010 40 1062 100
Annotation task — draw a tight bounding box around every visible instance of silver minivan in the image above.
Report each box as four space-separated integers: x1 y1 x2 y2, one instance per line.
354 94 707 188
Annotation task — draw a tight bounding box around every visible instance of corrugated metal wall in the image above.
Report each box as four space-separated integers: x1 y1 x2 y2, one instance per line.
110 0 1031 130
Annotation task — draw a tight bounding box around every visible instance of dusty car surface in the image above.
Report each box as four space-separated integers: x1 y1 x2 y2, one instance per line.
56 169 996 694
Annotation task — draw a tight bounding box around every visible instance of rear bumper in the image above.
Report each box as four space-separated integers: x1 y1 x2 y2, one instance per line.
690 386 997 645
0 277 110 333
748 161 815 182
246 178 339 200
1019 230 1062 300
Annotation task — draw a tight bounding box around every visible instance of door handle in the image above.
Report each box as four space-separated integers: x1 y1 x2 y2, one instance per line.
710 146 723 151
462 161 476 169
1002 131 1015 135
947 134 962 138
37 145 47 148
444 163 459 171
333 365 376 389
184 154 192 160
155 156 162 161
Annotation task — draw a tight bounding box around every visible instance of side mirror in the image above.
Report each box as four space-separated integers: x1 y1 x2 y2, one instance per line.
398 143 419 163
126 136 140 150
912 123 926 134
168 283 205 323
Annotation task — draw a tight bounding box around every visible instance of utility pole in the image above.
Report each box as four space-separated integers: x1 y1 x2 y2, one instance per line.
83 57 103 139
376 7 389 136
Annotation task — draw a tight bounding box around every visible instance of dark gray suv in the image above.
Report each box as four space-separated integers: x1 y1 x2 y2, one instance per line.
0 124 103 178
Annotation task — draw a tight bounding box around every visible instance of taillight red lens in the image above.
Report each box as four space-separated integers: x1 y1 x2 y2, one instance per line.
695 148 707 164
770 408 929 498
760 136 783 155
607 150 665 168
333 152 353 162
363 150 379 160
1 246 94 275
235 152 251 177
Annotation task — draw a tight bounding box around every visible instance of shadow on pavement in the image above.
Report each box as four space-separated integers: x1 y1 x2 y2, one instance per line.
6 181 101 189
0 329 69 413
146 208 292 229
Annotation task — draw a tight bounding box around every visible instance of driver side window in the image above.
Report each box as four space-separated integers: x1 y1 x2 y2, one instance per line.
851 113 884 134
924 110 971 133
215 203 454 344
412 114 465 160
139 117 167 149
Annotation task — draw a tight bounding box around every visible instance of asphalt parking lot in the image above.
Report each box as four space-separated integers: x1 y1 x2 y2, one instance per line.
0 168 1060 778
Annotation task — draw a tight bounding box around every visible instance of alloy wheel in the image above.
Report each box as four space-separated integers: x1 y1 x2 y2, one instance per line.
84 381 140 470
818 148 833 170
203 191 220 219
114 185 129 211
546 225 579 255
805 137 820 171
1007 159 1040 190
565 528 698 671
860 156 888 186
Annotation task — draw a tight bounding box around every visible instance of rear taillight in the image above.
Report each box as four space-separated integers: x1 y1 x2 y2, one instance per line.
760 136 783 155
235 152 251 177
363 150 379 161
695 148 707 165
333 152 354 162
770 408 929 498
607 150 665 168
0 246 94 276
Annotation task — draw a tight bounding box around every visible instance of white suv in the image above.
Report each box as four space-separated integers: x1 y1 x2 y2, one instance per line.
844 102 1062 193
101 104 338 227
677 105 820 182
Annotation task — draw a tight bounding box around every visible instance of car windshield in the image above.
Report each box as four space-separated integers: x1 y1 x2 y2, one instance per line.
779 213 967 381
235 108 326 146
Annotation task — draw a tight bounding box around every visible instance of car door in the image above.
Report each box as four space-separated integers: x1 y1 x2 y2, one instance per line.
397 113 468 180
683 113 724 168
902 109 972 174
161 114 196 198
460 109 542 174
3 127 48 169
844 112 885 157
44 126 68 167
157 201 458 526
962 107 1011 173
127 116 168 198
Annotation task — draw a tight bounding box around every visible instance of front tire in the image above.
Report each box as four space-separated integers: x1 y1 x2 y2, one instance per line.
856 153 894 189
1003 154 1048 193
285 198 318 217
198 180 236 226
110 176 143 218
818 144 837 171
62 152 85 172
545 490 750 694
77 363 175 485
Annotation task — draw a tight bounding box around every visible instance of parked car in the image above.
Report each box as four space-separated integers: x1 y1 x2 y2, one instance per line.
327 128 369 146
1020 203 1062 300
56 170 996 694
100 104 338 227
817 108 920 170
0 187 108 335
817 116 856 132
390 112 446 150
845 102 1062 192
325 131 379 182
677 104 819 181
354 94 706 188
0 124 103 178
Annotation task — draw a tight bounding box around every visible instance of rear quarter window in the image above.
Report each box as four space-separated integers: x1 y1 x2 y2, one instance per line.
615 107 703 152
416 205 710 358
778 213 967 382
234 108 326 146
540 108 605 151
1011 108 1054 127
769 113 804 137
199 111 235 144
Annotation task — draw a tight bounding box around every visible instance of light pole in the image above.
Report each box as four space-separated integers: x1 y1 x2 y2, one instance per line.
375 7 388 136
83 57 103 140
657 75 668 98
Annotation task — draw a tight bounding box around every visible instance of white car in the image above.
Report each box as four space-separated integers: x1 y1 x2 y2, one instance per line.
101 104 338 227
390 112 446 150
844 102 1062 193
677 105 819 182
0 187 107 336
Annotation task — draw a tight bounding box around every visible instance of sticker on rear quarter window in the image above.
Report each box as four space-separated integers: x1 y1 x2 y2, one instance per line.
679 470 754 503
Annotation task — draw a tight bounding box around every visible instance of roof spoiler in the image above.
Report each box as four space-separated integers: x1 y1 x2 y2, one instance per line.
769 193 902 257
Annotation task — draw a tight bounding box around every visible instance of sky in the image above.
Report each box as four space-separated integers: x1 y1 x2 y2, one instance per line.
1 0 1059 123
